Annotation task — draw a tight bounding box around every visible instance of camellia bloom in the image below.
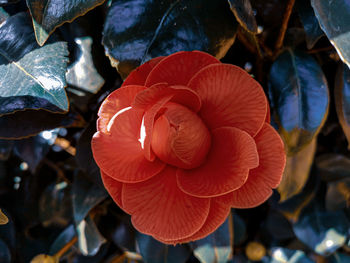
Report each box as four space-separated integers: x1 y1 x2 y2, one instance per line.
92 51 286 244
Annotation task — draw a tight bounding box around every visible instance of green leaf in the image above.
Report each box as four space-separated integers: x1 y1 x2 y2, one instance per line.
66 37 104 94
228 0 257 33
76 215 106 256
103 0 237 79
72 172 107 225
136 233 191 263
335 63 350 148
311 0 350 69
0 12 69 114
14 129 59 173
193 213 233 263
296 0 324 49
0 109 85 139
26 0 106 46
293 207 349 256
268 49 329 155
278 139 316 202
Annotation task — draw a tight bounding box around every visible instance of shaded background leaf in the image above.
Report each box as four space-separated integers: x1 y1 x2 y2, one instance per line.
102 0 238 78
228 0 257 34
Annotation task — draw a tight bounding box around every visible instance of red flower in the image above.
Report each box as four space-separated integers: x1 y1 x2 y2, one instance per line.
92 51 286 244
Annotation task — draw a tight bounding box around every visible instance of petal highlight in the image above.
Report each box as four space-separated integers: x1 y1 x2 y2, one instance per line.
92 108 165 183
97 85 145 133
122 56 164 87
188 64 267 136
177 127 259 198
225 123 286 208
145 51 220 87
122 166 210 241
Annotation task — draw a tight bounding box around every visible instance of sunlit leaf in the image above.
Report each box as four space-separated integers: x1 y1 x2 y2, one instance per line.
26 0 106 46
228 0 257 33
296 0 324 49
66 37 104 94
270 247 313 263
103 0 237 78
30 254 57 263
0 209 8 224
76 215 106 256
0 12 69 114
71 172 107 225
293 207 349 256
13 129 58 173
0 109 85 139
311 0 350 69
278 139 316 202
193 213 233 263
335 63 350 148
269 49 329 155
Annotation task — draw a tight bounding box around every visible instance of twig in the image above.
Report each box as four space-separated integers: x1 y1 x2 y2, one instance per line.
54 137 76 156
54 236 78 259
274 0 296 52
307 46 334 54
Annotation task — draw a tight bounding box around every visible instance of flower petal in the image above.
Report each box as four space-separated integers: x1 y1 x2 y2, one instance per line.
122 166 211 241
133 83 201 112
188 64 267 136
160 198 231 244
122 56 164 87
100 171 131 213
224 123 286 208
177 127 259 198
92 108 165 183
145 51 220 87
97 85 145 133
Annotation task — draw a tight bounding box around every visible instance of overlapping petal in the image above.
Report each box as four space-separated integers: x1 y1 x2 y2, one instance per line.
97 85 145 133
122 56 164 87
188 64 267 136
92 107 165 183
222 123 286 208
177 127 259 198
122 166 211 241
145 51 220 87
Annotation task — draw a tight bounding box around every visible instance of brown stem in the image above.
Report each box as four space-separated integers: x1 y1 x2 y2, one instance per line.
54 137 76 156
274 0 296 52
54 236 78 259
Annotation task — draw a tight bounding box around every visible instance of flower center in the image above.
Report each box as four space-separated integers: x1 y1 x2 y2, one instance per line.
151 102 211 169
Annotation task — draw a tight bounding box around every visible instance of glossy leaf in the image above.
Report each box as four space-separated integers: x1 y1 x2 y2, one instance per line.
14 129 58 173
270 247 313 263
228 0 257 33
103 0 237 78
311 0 350 69
269 49 329 155
0 139 13 160
0 7 8 24
39 181 72 227
296 0 324 49
26 0 106 46
136 233 191 263
71 172 107 225
293 208 349 256
0 12 69 114
326 177 350 211
278 139 316 202
193 213 233 263
0 109 85 139
335 64 350 148
76 215 106 256
110 216 136 252
66 37 104 94
316 154 350 181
